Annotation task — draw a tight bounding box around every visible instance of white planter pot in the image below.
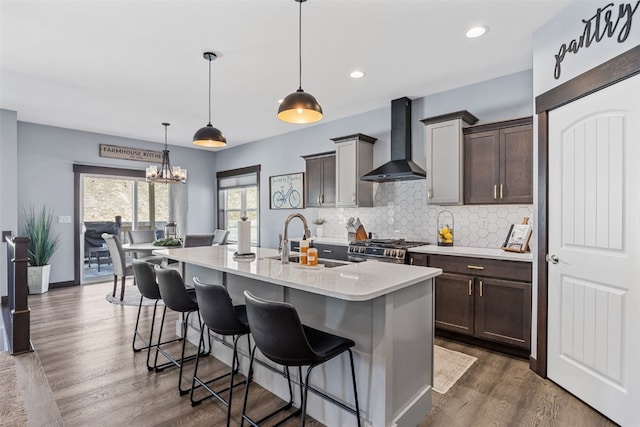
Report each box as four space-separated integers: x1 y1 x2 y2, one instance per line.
315 225 324 238
28 265 51 294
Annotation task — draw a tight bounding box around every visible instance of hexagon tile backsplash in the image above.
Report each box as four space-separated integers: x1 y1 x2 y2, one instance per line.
315 180 533 249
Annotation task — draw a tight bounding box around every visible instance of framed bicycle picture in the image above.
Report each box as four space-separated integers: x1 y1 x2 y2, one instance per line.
269 172 305 209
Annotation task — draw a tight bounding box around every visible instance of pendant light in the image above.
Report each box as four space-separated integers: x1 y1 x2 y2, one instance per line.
146 123 187 184
193 51 227 147
277 0 323 124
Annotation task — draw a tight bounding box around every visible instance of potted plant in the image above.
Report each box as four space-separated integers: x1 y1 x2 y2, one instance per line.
22 206 61 294
313 218 326 238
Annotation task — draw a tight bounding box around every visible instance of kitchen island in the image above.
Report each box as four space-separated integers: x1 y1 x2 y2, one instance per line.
154 244 441 427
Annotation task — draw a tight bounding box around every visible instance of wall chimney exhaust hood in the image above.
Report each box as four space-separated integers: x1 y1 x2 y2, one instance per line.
361 97 426 182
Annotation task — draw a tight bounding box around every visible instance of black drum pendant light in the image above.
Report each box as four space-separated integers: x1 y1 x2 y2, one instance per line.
277 0 323 124
193 51 227 147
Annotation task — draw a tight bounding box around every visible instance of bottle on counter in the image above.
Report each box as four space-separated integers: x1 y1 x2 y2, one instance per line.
299 235 309 264
307 240 318 266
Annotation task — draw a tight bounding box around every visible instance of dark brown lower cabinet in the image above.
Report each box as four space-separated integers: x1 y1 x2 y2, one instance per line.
474 277 531 349
290 241 348 261
434 272 474 335
411 252 532 351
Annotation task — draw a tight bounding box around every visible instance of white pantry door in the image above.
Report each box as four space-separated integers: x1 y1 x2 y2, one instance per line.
548 74 640 427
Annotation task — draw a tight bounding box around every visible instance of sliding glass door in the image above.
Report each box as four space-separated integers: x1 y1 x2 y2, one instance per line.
80 174 170 283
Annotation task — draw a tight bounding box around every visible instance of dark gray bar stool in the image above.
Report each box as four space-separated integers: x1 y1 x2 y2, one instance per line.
131 260 182 370
191 277 251 426
241 291 361 427
155 266 208 395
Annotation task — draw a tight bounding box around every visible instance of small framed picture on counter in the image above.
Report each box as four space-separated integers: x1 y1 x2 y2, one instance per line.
269 172 304 209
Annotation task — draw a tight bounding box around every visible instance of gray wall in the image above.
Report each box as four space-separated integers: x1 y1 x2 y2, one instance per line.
530 1 640 359
3 70 533 291
0 109 19 296
215 69 534 248
14 121 217 284
533 1 640 96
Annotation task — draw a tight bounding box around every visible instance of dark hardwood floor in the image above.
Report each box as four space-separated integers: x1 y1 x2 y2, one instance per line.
19 281 616 426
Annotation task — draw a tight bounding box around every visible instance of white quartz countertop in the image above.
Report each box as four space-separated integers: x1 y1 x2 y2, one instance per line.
409 245 533 262
154 245 441 301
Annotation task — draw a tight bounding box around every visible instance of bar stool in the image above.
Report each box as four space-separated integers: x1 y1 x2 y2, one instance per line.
241 291 361 427
131 260 182 370
155 266 208 395
191 277 251 426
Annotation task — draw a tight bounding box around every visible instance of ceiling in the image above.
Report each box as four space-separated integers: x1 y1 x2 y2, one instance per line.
0 0 570 150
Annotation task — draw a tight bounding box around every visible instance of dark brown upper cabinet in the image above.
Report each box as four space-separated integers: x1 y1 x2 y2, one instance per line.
302 152 336 207
463 117 533 205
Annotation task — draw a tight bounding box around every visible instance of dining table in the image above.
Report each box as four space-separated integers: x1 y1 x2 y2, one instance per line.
122 242 171 253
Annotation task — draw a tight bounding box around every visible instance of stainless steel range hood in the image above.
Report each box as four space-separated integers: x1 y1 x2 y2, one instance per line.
361 97 426 182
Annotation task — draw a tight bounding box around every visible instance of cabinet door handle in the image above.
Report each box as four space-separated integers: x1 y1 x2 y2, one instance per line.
500 184 504 199
321 194 324 204
479 280 483 297
317 194 320 204
410 257 414 265
428 188 433 199
467 265 485 270
493 184 497 200
322 249 333 253
352 193 356 202
468 279 472 296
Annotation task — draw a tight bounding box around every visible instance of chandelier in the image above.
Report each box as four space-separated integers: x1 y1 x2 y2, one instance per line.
146 122 187 184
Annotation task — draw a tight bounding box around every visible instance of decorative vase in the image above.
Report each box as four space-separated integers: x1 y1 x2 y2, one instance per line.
27 264 51 294
315 225 324 238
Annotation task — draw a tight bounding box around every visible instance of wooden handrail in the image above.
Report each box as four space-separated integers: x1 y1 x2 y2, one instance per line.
2 234 33 354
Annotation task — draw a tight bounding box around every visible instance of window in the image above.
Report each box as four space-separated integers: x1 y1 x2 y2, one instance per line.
217 166 260 245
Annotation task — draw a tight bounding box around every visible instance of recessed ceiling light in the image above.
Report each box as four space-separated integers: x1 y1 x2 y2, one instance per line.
350 70 366 79
278 99 283 104
466 26 489 38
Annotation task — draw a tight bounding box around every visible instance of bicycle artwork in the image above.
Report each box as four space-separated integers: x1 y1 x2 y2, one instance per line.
269 172 305 209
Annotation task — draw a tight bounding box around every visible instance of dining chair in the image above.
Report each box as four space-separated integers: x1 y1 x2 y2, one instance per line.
127 229 163 264
183 234 215 248
213 229 230 245
101 233 132 301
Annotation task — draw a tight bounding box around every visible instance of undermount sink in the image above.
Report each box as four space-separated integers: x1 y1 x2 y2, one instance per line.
264 255 349 268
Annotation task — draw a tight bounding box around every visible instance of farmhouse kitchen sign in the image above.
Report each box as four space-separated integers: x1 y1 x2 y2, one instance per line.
99 144 163 163
554 1 639 79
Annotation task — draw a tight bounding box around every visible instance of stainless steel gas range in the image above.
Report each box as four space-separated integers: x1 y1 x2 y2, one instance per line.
347 239 429 264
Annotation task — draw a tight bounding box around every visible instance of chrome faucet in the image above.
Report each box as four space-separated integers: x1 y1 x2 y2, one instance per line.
281 213 311 264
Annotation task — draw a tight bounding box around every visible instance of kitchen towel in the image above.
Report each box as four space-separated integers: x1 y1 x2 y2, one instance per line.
237 219 251 255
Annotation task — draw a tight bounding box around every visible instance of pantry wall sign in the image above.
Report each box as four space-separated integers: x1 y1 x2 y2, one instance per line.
554 1 638 79
99 144 163 163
